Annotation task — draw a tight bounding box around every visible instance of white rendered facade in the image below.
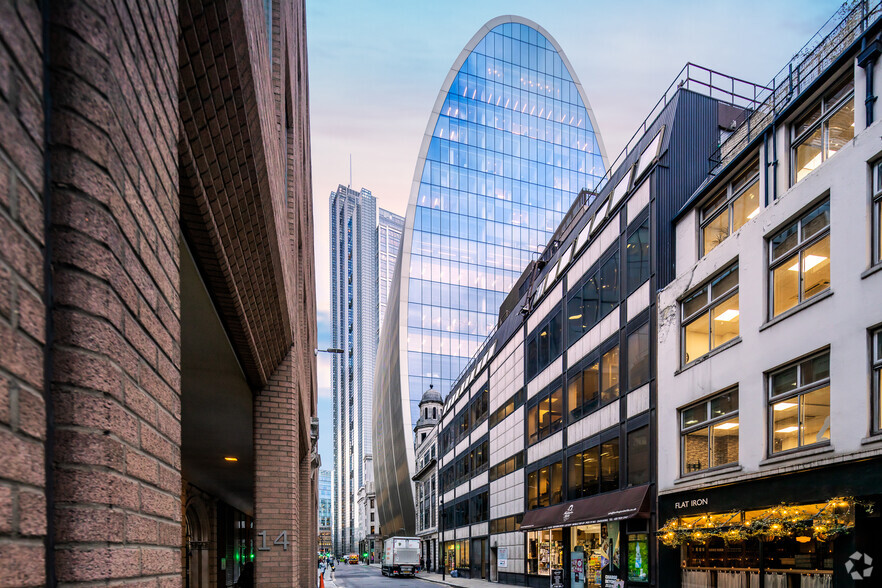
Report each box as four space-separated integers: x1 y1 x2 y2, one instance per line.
656 27 882 584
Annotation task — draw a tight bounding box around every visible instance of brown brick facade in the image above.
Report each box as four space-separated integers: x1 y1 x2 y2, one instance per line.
0 0 316 585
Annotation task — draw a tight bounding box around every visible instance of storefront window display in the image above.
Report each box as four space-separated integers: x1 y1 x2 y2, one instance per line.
526 529 564 575
442 541 470 571
570 522 619 587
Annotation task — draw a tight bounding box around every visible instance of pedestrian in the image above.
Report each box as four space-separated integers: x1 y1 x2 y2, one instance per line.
235 562 254 588
426 554 432 573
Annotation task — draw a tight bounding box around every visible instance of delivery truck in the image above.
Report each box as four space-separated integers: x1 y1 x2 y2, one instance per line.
381 536 420 577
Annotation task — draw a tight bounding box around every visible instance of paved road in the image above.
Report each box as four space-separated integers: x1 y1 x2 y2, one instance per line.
323 563 427 588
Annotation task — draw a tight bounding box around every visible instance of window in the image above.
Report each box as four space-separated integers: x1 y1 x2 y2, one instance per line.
793 76 855 183
567 254 619 345
527 461 563 509
470 386 489 428
701 160 760 255
769 200 830 317
627 322 650 390
681 263 739 364
489 388 524 428
489 452 524 482
627 426 650 486
769 351 830 454
874 329 882 432
469 491 489 523
567 438 619 499
626 218 650 292
568 344 618 421
526 310 563 380
874 161 882 266
489 514 523 534
528 385 563 445
680 389 739 475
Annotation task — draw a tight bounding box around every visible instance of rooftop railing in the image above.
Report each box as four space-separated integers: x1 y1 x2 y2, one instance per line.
709 0 882 174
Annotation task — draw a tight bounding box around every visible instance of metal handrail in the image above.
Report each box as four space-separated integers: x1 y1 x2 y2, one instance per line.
709 0 882 173
593 62 769 196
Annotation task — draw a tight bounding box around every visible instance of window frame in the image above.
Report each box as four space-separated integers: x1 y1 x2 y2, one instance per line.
791 74 855 184
873 161 882 266
566 436 620 500
566 251 619 348
872 328 882 434
679 388 739 476
567 339 619 422
699 159 760 256
625 216 650 294
680 262 740 366
527 460 564 510
527 383 564 446
767 199 831 318
767 350 831 455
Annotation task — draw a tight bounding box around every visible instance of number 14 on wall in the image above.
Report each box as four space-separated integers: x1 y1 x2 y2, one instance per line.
257 531 289 551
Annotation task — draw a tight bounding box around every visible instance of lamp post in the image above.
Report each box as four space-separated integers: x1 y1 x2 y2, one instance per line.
314 347 345 356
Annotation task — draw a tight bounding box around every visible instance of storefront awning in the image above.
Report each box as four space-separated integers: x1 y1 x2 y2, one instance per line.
520 485 650 531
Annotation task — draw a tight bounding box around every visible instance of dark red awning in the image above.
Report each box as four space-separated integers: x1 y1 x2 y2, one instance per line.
520 485 650 531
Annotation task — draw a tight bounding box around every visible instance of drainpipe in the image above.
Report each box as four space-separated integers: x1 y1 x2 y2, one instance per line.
858 37 882 126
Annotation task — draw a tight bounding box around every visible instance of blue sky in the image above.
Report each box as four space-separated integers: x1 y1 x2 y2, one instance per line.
307 0 841 470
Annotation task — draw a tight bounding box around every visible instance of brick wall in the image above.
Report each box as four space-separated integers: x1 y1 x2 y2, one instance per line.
0 0 47 585
47 0 181 584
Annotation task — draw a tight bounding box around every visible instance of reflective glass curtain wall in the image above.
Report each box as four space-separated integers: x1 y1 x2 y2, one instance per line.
405 20 606 422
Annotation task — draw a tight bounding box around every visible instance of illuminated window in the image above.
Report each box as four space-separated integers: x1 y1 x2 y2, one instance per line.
527 461 563 509
681 262 739 365
769 351 830 454
566 437 619 499
769 200 830 317
567 342 618 421
680 389 738 475
528 385 563 445
567 253 619 345
792 76 854 183
700 160 760 256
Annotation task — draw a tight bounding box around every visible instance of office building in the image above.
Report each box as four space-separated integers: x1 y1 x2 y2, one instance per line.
413 386 444 570
330 185 378 554
0 1 319 586
656 4 882 586
375 14 608 537
320 470 333 554
431 61 765 585
379 208 405 332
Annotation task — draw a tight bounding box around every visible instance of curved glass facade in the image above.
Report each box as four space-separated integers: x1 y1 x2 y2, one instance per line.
375 16 607 535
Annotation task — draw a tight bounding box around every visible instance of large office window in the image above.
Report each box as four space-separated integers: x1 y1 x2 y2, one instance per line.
874 329 882 433
527 461 563 509
769 351 831 454
527 310 563 380
700 160 760 256
626 218 650 292
489 388 524 428
489 453 524 482
874 161 882 266
627 426 650 486
528 385 563 445
567 254 619 345
793 75 854 183
627 322 650 390
769 200 830 317
568 343 619 421
567 438 619 499
680 389 739 475
681 263 739 365
470 386 489 428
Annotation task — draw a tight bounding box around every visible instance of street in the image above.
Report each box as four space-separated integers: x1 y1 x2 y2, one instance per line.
323 563 428 588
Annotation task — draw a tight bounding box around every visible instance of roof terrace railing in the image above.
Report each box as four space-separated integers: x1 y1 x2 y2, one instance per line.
709 0 882 174
594 63 769 196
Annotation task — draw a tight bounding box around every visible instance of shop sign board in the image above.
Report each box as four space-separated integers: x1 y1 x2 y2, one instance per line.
497 547 508 569
551 568 564 588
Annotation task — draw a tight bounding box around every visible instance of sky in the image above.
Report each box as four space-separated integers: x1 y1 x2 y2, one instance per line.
306 0 841 469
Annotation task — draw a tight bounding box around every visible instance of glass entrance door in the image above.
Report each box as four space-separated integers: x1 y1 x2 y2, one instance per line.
471 537 488 579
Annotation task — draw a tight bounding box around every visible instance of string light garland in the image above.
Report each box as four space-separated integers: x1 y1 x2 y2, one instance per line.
659 497 873 547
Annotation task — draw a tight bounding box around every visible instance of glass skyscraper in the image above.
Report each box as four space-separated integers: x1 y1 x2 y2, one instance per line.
378 208 404 332
374 16 607 535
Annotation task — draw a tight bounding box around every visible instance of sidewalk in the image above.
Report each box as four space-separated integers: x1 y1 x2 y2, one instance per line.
414 570 496 588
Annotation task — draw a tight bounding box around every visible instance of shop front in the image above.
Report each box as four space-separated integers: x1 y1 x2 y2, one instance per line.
521 485 652 588
658 459 882 588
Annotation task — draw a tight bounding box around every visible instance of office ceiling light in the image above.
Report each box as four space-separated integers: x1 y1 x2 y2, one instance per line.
714 422 739 430
224 457 238 462
775 426 799 433
714 309 740 322
789 255 827 272
774 402 797 411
